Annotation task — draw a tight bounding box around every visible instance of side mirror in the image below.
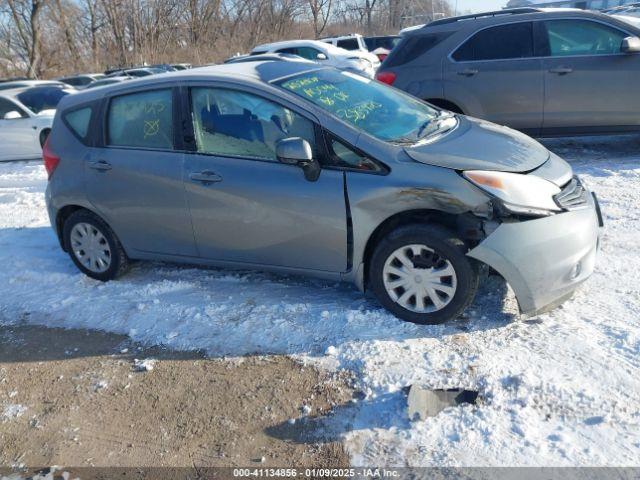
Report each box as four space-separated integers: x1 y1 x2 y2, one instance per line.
621 36 640 53
276 137 320 181
3 111 22 120
316 53 328 61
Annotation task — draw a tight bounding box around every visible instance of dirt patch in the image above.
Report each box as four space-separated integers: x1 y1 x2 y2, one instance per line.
0 323 354 469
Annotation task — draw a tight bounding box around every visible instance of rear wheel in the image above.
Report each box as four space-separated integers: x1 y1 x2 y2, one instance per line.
63 210 129 281
369 224 478 324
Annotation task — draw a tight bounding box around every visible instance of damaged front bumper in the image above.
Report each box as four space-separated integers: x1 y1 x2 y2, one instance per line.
468 192 602 316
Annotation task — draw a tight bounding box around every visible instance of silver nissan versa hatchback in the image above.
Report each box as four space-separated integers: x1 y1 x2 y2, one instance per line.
44 61 603 324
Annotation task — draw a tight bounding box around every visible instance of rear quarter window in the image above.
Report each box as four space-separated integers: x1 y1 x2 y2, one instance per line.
383 31 454 67
63 106 93 141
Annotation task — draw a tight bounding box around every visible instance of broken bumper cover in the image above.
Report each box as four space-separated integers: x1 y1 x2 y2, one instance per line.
467 193 601 316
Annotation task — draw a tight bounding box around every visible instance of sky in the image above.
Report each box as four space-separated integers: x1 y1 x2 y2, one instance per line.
452 0 508 14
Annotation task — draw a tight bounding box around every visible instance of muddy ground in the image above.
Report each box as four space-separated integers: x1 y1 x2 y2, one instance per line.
0 323 355 473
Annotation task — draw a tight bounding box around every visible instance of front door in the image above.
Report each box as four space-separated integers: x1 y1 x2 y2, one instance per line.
0 98 39 160
183 85 348 272
541 18 640 131
85 87 197 257
444 21 544 133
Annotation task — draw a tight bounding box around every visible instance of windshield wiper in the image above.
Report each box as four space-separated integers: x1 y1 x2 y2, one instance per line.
416 112 455 139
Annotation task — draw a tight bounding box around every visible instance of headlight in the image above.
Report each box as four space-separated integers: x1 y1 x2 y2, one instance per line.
463 170 562 217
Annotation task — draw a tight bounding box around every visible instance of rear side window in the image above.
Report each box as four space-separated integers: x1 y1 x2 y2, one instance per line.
276 47 298 55
296 47 323 60
107 89 173 150
453 22 534 61
384 32 454 67
17 87 70 114
0 98 26 118
64 107 92 139
543 20 627 56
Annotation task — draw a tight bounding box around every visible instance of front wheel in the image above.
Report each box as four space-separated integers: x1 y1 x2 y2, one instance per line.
369 224 478 324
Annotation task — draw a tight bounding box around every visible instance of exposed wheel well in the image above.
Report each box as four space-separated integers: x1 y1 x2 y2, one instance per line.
361 209 473 290
56 205 88 250
425 99 464 114
39 128 51 148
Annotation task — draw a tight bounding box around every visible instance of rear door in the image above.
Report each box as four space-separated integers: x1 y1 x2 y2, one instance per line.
444 21 544 133
182 84 348 272
0 97 40 160
85 86 197 257
540 18 640 132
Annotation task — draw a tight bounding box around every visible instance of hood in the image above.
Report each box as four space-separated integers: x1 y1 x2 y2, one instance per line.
404 116 550 173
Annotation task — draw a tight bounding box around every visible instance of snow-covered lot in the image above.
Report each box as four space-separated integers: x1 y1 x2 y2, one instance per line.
1 136 639 466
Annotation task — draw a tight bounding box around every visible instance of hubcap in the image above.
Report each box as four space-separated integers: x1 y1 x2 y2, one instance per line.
382 244 457 313
70 222 112 273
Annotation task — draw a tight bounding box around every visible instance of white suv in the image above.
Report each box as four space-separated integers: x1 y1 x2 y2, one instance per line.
251 39 379 78
321 34 381 67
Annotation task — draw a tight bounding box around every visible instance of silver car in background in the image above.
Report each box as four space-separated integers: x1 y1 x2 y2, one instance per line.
44 61 602 324
377 8 640 137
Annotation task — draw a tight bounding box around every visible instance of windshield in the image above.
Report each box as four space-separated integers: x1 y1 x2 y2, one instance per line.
276 69 443 143
17 87 70 114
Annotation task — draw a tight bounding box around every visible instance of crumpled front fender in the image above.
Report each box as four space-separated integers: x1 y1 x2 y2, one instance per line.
467 197 601 315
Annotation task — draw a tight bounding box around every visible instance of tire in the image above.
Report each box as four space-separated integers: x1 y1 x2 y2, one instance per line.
63 209 129 281
369 224 478 325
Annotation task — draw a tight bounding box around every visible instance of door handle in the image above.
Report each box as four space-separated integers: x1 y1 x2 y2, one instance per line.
457 68 478 77
189 171 222 184
89 160 112 171
549 67 573 75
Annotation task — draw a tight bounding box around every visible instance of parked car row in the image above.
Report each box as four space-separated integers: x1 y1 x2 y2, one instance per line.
58 63 193 90
248 39 380 78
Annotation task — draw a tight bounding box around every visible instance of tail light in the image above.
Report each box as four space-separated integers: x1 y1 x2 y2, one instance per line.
375 71 396 85
43 137 60 179
376 53 388 62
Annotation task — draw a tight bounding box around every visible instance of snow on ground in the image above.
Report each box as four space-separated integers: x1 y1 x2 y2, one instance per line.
0 135 639 466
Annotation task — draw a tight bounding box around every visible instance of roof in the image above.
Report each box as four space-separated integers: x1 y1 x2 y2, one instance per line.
0 80 65 89
57 60 324 108
416 7 611 32
0 84 70 99
252 39 336 52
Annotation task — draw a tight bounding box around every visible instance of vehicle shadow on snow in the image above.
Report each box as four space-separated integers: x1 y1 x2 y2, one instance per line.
541 134 640 167
0 322 207 364
266 391 412 444
1 226 517 361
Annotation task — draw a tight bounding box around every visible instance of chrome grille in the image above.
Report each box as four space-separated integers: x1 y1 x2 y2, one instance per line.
555 176 589 210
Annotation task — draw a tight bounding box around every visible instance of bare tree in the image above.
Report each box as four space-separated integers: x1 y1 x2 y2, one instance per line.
3 0 45 77
308 0 332 38
0 0 454 78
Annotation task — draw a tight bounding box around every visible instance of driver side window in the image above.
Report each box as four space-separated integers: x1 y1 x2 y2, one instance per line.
296 47 323 60
0 98 26 119
543 20 627 57
190 87 317 161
